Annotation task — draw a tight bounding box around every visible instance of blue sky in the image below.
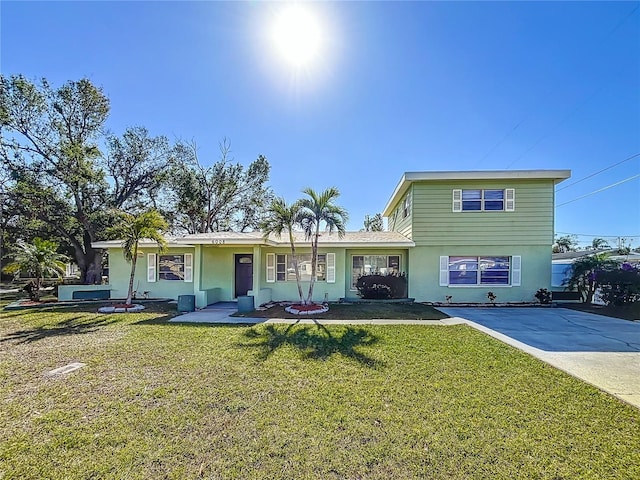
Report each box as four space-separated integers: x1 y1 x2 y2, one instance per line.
2 1 639 247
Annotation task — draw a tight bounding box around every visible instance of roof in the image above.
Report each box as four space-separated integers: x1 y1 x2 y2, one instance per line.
553 249 640 264
92 231 415 249
382 169 571 216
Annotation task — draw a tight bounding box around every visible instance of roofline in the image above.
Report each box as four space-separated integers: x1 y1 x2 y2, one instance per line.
92 238 414 249
382 169 571 216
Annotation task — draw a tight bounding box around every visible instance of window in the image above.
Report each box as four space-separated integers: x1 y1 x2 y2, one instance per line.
453 188 515 212
441 256 520 286
552 263 572 287
159 254 185 280
402 194 411 218
351 255 400 289
275 254 327 282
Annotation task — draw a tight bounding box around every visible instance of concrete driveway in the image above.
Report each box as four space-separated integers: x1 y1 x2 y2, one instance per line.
439 307 640 409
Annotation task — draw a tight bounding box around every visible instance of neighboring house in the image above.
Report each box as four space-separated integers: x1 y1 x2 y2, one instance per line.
552 249 640 292
87 169 570 308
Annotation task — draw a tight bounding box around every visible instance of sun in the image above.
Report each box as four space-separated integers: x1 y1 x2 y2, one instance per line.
271 4 323 69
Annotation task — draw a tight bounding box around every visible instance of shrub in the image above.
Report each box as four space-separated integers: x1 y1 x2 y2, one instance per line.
356 273 407 299
597 264 640 306
535 288 552 304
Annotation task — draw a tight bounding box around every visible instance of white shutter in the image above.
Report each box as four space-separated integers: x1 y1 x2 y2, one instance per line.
266 253 275 283
439 256 449 286
184 253 193 282
511 255 521 286
505 188 515 211
452 189 462 212
147 253 157 283
326 253 336 283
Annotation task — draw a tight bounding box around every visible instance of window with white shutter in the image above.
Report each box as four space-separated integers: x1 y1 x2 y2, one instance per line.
326 253 336 283
505 188 515 211
511 255 521 286
452 189 462 212
147 253 157 283
184 253 193 282
439 256 449 286
266 253 275 283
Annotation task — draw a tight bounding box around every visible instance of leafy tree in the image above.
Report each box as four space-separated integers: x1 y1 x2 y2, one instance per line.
261 197 305 304
2 238 68 301
362 213 384 232
167 139 273 234
0 75 176 283
590 237 610 250
566 253 619 304
553 234 578 253
105 126 175 212
107 210 168 305
0 75 110 283
298 187 348 305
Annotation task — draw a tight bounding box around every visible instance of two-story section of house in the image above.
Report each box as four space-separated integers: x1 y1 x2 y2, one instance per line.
382 170 571 303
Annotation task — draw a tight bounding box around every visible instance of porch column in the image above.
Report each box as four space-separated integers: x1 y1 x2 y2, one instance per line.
193 244 206 308
251 245 268 306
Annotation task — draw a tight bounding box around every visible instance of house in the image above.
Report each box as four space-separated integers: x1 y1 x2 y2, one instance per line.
382 170 570 303
77 169 570 308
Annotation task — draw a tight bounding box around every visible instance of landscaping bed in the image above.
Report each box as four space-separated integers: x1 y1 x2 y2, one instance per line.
233 301 448 320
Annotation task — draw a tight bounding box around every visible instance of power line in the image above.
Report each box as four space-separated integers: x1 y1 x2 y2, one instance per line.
556 152 640 192
474 4 639 168
556 173 640 207
556 231 640 238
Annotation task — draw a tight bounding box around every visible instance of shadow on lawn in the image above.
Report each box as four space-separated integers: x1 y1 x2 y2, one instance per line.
0 314 119 344
239 321 383 367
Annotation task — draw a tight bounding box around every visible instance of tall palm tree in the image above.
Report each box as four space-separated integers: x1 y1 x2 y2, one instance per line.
261 197 305 304
299 187 348 304
2 238 68 301
107 210 168 305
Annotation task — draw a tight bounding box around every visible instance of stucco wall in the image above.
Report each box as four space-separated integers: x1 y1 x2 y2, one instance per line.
107 248 196 300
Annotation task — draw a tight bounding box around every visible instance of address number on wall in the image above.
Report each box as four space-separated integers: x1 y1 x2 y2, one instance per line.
211 239 225 244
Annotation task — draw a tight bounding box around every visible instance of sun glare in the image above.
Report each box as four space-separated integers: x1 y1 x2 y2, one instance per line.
271 4 323 69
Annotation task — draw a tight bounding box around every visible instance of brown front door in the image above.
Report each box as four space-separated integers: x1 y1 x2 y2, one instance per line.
234 254 253 298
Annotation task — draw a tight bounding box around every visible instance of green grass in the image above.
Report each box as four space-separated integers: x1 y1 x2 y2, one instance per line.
234 302 448 320
1 304 639 479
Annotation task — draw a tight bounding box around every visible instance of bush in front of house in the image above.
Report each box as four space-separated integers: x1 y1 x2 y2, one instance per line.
356 273 407 299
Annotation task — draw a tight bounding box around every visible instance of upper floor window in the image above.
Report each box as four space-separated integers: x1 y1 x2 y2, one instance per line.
453 188 515 212
402 194 412 218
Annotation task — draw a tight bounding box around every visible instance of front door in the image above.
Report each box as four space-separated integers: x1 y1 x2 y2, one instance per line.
234 254 254 298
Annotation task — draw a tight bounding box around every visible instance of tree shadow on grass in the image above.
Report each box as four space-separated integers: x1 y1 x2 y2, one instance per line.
0 315 119 344
239 321 384 368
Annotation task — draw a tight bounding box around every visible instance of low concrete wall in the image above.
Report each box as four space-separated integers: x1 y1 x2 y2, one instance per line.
195 287 222 308
248 288 272 307
58 284 112 301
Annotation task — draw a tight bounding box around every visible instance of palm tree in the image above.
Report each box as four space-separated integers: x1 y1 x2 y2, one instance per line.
107 210 168 305
591 237 610 250
299 187 348 304
2 238 68 301
261 197 305 304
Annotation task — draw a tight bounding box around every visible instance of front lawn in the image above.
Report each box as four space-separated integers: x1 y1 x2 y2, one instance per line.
1 304 639 479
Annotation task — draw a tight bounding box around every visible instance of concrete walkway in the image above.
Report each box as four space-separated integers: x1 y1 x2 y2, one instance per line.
170 304 640 409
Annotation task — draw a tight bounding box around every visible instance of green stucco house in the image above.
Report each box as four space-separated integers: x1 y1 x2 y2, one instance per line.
84 169 570 307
